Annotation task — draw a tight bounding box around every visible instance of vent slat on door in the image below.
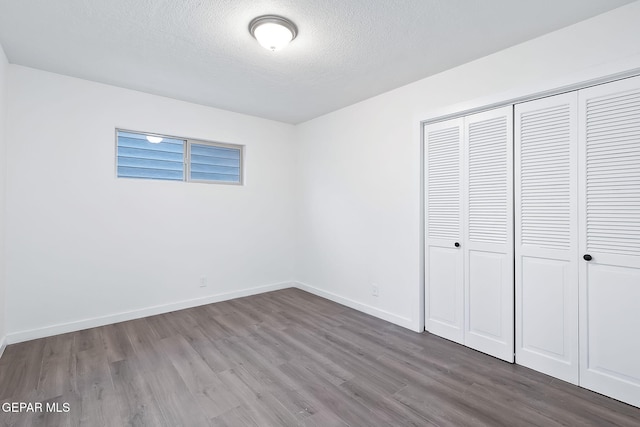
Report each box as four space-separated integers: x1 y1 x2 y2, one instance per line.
520 105 572 249
468 117 508 243
426 126 460 240
586 88 640 257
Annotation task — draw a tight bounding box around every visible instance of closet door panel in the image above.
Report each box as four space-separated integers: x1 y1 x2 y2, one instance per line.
463 106 514 362
521 256 570 350
578 75 640 408
467 250 506 337
424 118 464 344
585 265 640 384
427 246 464 334
515 93 579 383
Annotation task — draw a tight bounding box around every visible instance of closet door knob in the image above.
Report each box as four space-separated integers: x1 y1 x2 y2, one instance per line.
583 254 592 261
454 242 460 248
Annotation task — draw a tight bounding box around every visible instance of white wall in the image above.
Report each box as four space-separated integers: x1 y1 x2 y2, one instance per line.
5 66 296 341
294 1 640 331
0 43 8 351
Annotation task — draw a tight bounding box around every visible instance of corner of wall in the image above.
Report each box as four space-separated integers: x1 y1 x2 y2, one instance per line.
0 41 8 356
293 281 418 332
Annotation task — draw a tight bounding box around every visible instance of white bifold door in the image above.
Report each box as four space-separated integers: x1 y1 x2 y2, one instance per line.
515 93 579 384
425 106 514 362
424 118 465 344
577 76 640 408
515 76 640 407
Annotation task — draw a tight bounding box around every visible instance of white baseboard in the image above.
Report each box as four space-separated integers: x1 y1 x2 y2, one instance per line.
294 281 417 331
4 280 419 346
6 281 294 344
0 335 6 360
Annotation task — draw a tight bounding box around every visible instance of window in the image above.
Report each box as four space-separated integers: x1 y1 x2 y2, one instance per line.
116 130 243 184
189 142 242 183
116 131 185 181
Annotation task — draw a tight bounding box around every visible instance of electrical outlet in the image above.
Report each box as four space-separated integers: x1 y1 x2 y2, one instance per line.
199 276 207 288
372 284 379 297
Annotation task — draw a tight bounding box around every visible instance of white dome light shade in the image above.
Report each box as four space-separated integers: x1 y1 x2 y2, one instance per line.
254 23 293 51
249 15 298 51
146 135 163 143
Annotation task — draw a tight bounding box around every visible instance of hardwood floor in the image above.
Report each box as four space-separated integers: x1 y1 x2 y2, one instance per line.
1 288 639 426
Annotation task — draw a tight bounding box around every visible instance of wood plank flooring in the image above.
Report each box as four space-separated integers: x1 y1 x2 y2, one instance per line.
1 288 639 426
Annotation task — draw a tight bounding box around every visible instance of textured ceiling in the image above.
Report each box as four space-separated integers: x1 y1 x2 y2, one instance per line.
0 0 634 123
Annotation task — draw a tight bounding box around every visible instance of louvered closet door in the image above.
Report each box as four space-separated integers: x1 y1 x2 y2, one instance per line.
578 76 640 408
424 118 464 344
463 107 514 362
515 93 579 383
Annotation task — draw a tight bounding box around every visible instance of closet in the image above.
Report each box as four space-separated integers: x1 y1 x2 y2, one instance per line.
424 106 514 363
425 75 640 408
516 76 640 407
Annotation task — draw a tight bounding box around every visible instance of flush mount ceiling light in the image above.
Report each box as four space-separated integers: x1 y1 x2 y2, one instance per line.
146 135 163 143
249 15 298 51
